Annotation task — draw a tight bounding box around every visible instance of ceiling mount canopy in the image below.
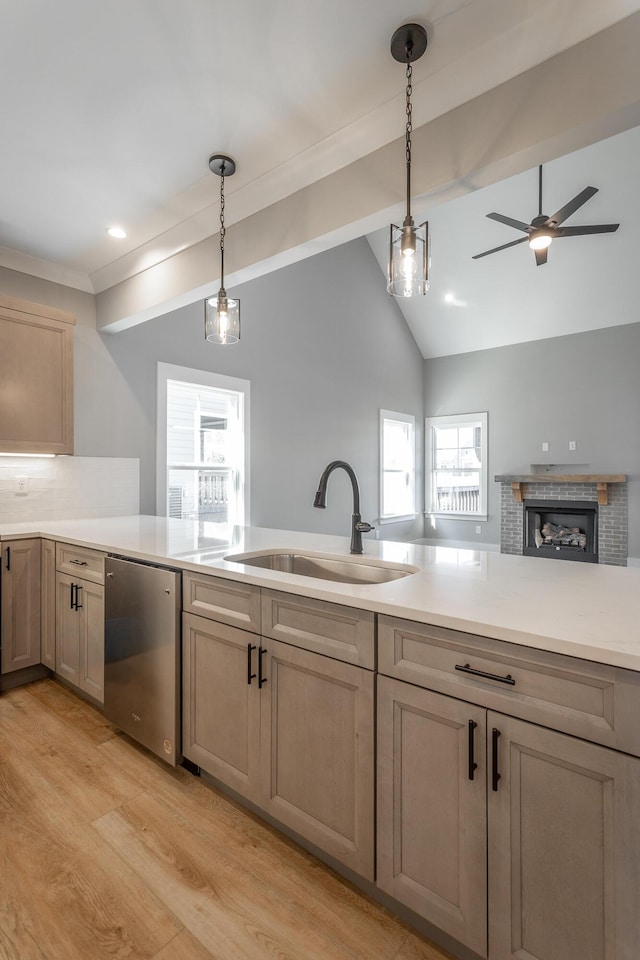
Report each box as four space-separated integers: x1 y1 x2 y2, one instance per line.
204 154 240 344
387 22 430 299
472 164 620 266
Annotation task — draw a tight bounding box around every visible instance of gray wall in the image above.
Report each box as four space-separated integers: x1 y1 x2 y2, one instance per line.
77 237 425 540
424 323 640 557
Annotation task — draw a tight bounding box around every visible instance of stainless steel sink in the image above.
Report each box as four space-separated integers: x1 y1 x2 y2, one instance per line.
224 551 418 585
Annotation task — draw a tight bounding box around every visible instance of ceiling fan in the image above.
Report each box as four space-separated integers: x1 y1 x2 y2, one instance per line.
472 165 619 266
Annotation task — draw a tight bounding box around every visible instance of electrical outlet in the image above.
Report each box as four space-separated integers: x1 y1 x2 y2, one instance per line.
542 442 549 452
569 440 577 451
475 525 482 534
15 477 29 495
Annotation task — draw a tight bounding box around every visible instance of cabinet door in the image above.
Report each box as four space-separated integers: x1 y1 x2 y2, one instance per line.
182 612 261 803
261 639 375 880
1 539 41 673
377 676 488 957
0 297 74 455
55 573 81 685
41 539 56 669
488 712 640 960
77 579 104 703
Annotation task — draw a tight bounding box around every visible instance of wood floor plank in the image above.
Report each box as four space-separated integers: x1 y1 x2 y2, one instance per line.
152 929 223 960
99 736 408 959
0 805 182 960
23 678 117 746
0 687 144 821
94 793 368 960
1 679 453 960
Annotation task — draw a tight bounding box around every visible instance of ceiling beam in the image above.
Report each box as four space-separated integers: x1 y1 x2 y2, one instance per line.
96 11 640 333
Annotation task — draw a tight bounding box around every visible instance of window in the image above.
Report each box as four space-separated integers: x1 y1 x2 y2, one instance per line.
379 410 416 522
157 363 249 524
425 412 487 519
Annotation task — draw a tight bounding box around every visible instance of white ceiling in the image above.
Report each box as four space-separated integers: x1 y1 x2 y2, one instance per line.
367 124 640 359
2 0 639 295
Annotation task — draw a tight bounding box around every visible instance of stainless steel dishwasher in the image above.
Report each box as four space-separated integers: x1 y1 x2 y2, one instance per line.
104 555 181 766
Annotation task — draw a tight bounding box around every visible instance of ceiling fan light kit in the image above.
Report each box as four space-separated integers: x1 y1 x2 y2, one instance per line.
473 164 619 267
388 23 430 298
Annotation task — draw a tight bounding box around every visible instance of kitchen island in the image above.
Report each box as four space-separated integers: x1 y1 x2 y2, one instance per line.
0 513 639 669
1 514 639 960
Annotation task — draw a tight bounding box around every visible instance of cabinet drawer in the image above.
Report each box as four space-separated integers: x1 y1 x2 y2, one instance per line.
183 571 260 632
55 542 105 584
262 589 375 669
378 615 640 757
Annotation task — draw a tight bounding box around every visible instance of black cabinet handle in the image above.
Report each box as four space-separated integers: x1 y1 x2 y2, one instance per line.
5 546 10 571
69 558 88 566
70 583 75 609
491 728 501 792
247 643 257 685
258 646 267 688
74 584 83 610
468 720 478 781
455 663 515 686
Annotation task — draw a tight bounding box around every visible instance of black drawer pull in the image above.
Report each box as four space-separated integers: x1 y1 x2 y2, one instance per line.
74 584 83 610
492 728 501 792
258 646 267 688
468 720 478 781
5 546 10 571
455 663 515 686
69 558 88 566
247 643 257 685
70 583 75 609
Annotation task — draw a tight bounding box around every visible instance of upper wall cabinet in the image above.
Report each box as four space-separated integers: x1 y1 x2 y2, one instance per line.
0 295 75 455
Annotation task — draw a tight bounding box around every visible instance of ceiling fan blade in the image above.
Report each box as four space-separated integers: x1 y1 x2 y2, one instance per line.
547 186 598 226
472 236 529 260
534 247 548 266
486 212 531 232
556 223 620 236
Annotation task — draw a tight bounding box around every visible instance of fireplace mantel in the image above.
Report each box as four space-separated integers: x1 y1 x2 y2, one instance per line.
495 474 627 506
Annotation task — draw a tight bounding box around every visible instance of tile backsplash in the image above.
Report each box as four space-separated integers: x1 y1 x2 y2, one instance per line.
0 457 139 522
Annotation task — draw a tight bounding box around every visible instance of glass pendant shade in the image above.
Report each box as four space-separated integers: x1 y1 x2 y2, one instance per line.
387 219 429 297
204 291 240 344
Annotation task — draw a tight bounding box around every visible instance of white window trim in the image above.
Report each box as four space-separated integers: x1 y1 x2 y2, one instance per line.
156 362 250 522
379 409 417 524
425 411 487 520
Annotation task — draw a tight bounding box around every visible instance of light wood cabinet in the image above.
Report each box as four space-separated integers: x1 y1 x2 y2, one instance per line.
377 676 488 956
0 539 41 673
378 614 640 960
0 295 75 455
488 713 640 960
40 539 56 669
182 580 376 880
54 545 105 703
182 612 261 802
261 638 374 878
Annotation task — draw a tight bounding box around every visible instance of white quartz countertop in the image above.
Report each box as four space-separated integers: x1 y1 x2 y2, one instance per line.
2 515 639 672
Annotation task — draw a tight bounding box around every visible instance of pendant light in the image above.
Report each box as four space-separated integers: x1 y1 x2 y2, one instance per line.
388 23 429 298
204 154 240 344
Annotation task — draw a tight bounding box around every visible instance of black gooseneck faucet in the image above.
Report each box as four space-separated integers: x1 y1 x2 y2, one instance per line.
313 460 375 555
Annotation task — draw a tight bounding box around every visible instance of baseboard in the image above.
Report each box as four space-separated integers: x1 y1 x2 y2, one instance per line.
627 557 640 567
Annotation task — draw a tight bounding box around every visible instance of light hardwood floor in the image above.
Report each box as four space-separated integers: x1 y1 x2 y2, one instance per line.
0 679 454 960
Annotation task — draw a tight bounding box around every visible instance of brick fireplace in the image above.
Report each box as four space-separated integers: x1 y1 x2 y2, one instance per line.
495 474 628 566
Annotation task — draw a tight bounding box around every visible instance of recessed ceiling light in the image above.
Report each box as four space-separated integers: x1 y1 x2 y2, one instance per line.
107 226 127 239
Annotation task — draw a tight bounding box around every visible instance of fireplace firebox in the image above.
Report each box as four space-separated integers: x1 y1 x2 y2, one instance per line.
523 499 598 563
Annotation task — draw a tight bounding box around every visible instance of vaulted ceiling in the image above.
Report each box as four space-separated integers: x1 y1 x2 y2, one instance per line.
2 1 640 336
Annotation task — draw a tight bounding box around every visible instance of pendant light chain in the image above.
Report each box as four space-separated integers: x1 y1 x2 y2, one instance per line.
219 166 226 289
405 52 413 220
